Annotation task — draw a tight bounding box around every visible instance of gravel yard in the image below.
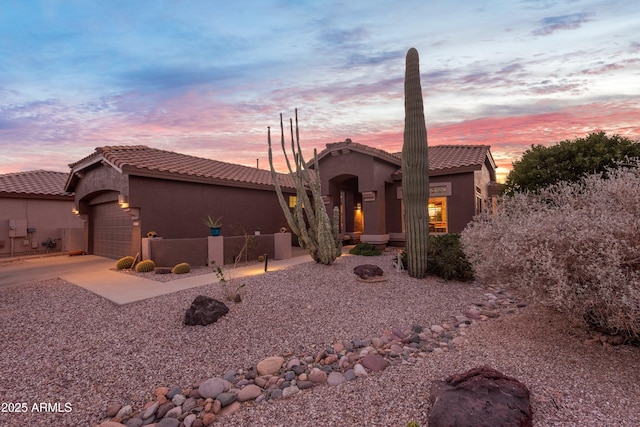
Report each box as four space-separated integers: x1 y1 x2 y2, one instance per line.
1 253 639 426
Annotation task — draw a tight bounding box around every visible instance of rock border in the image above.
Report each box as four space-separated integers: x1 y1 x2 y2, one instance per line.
98 285 530 427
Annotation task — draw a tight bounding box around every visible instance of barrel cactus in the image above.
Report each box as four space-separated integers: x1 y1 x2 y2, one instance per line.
116 256 135 270
402 47 429 279
171 262 191 274
135 259 156 273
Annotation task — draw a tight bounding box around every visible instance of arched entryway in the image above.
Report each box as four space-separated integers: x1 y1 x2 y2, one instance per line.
329 174 363 241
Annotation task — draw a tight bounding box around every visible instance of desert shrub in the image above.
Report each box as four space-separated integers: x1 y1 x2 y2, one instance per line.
349 243 381 256
394 234 473 281
462 162 640 339
427 234 474 281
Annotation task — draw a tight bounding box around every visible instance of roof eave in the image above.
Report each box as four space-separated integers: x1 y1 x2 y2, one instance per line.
0 191 74 200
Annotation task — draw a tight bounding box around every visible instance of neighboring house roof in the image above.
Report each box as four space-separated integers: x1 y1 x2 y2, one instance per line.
315 139 496 177
0 170 73 199
66 145 296 192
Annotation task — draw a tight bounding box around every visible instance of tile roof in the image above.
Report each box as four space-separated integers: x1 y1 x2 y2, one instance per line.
317 140 492 172
424 144 492 171
68 145 296 190
0 170 72 197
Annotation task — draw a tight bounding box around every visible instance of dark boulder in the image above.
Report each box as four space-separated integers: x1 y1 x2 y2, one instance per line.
428 366 532 427
353 264 384 279
184 295 229 326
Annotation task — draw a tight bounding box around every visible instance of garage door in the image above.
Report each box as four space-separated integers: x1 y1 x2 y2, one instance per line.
92 201 133 259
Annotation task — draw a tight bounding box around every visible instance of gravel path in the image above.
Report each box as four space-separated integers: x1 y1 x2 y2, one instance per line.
1 253 639 426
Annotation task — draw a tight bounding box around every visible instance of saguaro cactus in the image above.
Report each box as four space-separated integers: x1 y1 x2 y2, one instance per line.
268 109 341 265
402 47 429 279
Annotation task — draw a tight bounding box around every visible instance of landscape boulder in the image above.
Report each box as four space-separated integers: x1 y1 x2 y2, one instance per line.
428 366 532 427
353 264 384 280
184 295 229 326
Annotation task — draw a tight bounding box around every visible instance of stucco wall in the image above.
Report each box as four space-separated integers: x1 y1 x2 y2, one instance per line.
0 197 84 257
318 150 398 236
431 173 475 234
73 165 129 206
128 175 294 240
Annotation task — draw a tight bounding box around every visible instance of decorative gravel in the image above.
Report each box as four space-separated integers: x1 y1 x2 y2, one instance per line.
113 265 214 282
1 253 639 426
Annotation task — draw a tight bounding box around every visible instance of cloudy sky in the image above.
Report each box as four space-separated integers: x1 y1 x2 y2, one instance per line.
1 0 639 181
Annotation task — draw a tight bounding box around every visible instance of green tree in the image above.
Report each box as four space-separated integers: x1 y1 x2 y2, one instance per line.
503 131 640 195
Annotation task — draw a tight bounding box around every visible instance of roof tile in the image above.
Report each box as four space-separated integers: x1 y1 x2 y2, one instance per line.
318 140 490 172
73 145 296 189
0 170 72 196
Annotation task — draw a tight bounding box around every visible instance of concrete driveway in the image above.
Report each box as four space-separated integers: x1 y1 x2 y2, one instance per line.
0 254 114 289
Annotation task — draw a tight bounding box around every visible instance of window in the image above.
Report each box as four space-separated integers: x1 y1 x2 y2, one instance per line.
289 196 297 208
475 195 483 215
428 197 448 233
401 196 448 234
475 186 483 215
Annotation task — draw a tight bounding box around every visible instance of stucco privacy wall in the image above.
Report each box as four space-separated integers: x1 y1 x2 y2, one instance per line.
142 234 289 267
0 197 84 257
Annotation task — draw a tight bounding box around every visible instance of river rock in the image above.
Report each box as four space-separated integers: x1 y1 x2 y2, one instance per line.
256 356 284 376
237 384 262 402
198 378 226 399
361 353 390 372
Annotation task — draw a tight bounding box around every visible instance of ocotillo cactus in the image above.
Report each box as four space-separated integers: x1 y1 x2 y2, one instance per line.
267 109 342 265
402 47 429 278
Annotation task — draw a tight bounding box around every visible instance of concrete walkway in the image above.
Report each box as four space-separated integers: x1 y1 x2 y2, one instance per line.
60 249 315 305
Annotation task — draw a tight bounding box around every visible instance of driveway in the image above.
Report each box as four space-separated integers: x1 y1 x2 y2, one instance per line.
0 254 114 289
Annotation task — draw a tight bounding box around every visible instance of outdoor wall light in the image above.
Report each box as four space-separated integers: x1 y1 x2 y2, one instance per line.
356 203 362 210
118 194 129 209
72 207 79 215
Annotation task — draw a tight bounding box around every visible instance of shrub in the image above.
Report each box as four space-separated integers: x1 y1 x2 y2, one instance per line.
116 256 135 270
135 259 156 273
395 234 473 281
349 243 381 256
427 234 474 281
462 163 640 339
171 262 190 274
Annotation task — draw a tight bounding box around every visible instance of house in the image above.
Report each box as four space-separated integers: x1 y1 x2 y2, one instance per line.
0 170 84 257
64 146 297 260
63 141 497 260
313 139 499 246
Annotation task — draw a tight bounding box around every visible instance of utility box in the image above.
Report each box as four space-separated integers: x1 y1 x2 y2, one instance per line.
9 219 28 238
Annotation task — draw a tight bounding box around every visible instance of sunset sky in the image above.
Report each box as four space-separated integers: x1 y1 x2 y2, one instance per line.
1 0 639 182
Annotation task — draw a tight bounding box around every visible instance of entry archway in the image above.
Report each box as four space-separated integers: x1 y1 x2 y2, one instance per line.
328 174 362 240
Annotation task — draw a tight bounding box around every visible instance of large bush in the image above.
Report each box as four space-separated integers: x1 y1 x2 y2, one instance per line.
462 163 640 339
